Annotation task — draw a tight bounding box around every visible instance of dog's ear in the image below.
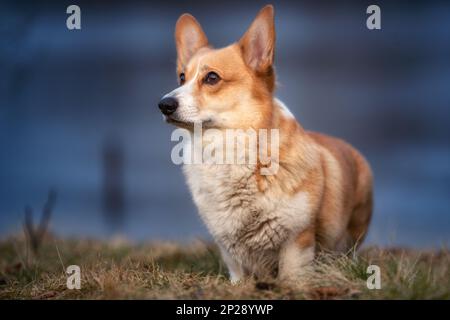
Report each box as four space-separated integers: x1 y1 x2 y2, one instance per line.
175 14 208 70
239 5 275 72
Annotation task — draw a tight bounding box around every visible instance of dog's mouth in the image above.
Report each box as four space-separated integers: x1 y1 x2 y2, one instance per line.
164 116 213 130
164 116 195 129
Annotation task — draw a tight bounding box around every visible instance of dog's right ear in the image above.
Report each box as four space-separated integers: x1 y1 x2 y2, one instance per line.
175 14 208 71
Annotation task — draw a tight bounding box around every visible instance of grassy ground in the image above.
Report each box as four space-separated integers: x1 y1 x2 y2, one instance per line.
0 234 448 299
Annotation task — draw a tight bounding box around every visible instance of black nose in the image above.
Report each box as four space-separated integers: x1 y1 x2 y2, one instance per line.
158 97 178 116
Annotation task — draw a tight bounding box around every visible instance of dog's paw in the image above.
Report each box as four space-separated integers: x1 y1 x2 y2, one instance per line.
230 277 242 285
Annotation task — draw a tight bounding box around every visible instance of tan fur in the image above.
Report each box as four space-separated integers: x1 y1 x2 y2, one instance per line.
162 5 373 283
307 132 373 250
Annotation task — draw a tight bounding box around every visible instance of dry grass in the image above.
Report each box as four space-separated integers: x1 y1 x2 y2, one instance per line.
0 234 449 299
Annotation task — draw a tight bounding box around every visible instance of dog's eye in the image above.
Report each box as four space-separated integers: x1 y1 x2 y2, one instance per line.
179 73 185 85
204 72 220 85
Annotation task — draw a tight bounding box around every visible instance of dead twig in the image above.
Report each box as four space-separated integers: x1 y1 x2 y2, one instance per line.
23 189 57 256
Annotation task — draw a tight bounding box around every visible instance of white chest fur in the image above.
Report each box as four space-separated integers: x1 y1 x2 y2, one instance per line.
183 160 311 276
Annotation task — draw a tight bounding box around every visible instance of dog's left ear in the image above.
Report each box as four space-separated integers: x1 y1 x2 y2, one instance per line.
239 5 275 72
175 14 208 70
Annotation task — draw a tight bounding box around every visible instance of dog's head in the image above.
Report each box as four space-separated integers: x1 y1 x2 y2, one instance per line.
158 5 276 130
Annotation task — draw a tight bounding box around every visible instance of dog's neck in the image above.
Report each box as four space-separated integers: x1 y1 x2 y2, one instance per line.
182 98 318 195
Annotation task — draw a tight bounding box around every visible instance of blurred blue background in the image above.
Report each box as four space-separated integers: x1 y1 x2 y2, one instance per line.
1 0 449 248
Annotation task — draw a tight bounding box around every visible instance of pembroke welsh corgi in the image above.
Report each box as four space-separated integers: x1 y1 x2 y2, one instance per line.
158 5 373 283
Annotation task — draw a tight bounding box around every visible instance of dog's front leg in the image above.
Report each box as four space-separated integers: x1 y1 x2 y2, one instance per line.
278 227 315 284
219 246 244 284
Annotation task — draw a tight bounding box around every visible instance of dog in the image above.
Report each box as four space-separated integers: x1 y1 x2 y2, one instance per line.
158 5 373 283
